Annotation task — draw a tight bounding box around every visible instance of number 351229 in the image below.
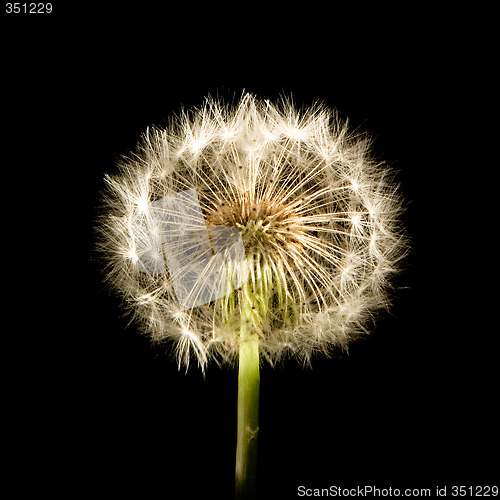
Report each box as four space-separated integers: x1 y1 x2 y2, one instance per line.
6 3 53 13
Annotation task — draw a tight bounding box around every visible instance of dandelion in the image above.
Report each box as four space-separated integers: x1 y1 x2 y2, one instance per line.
97 93 405 499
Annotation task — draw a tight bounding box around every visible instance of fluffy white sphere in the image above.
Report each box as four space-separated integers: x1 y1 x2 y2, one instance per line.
98 94 405 371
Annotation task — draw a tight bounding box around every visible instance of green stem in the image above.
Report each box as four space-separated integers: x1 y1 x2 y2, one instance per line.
235 331 260 500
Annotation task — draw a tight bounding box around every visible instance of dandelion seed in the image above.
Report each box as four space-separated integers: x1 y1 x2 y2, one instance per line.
98 93 406 367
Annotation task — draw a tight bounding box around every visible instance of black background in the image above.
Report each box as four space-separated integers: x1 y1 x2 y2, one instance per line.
3 6 497 499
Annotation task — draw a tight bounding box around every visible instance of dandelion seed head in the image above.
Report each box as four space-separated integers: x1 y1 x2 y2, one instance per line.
98 93 406 371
